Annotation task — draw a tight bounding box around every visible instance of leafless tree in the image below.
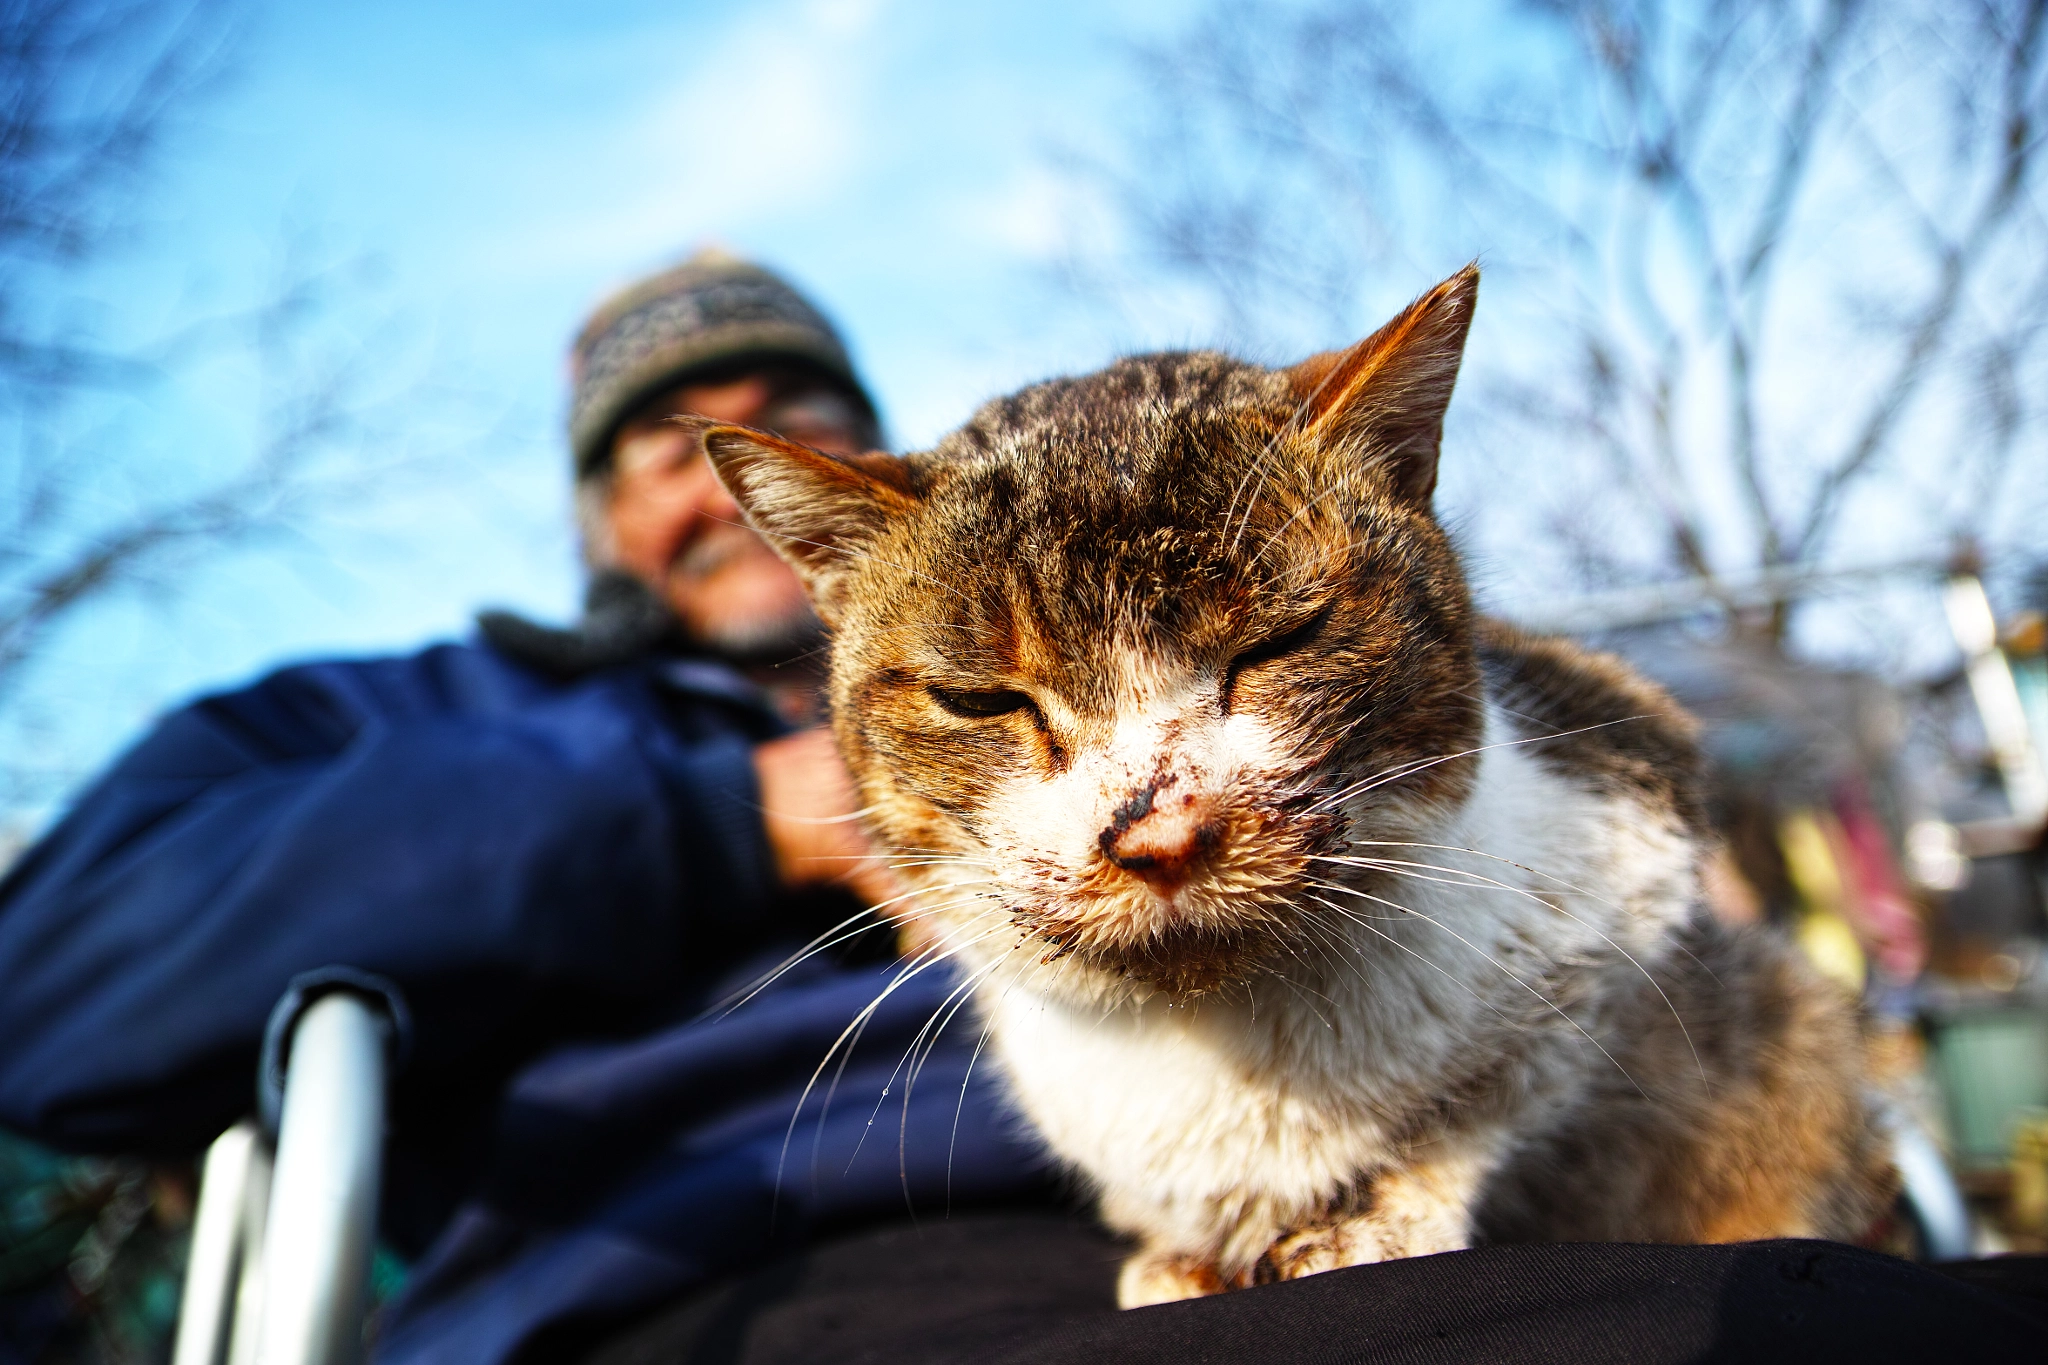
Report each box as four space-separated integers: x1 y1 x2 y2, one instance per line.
0 0 230 389
1096 0 2048 651
0 0 427 823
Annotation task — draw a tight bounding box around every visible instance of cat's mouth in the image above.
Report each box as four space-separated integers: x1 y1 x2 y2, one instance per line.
1042 908 1291 998
1016 792 1346 998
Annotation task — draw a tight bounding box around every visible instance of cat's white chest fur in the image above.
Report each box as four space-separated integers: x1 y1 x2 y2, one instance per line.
955 704 1698 1264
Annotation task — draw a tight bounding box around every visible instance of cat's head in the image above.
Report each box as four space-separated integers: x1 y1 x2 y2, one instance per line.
705 267 1483 1003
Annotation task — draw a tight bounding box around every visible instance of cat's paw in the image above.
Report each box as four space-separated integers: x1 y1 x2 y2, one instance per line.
1255 1206 1470 1283
1117 1250 1228 1308
1255 1219 1388 1283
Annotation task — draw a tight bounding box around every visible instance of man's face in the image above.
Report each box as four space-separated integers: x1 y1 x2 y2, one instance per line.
605 371 867 656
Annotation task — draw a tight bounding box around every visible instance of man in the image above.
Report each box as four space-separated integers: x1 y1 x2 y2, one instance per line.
0 251 1048 1365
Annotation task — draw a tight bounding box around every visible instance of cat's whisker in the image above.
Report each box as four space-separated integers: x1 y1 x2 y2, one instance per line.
1314 853 1710 1094
1307 743 1506 811
806 949 989 1189
1306 716 1652 815
891 936 1014 1095
1348 834 1726 995
882 955 1011 1193
1260 913 1352 1010
908 972 1018 1219
897 881 1006 903
1303 878 1406 919
888 861 1002 876
1278 905 1363 982
1302 893 1537 1040
725 883 1005 1019
1269 900 1368 986
835 939 1013 1190
767 805 891 825
1310 881 1648 1098
729 905 1000 1041
948 955 1038 1209
1304 878 1586 1045
712 905 888 1017
1336 838 1700 967
1273 974 1337 1031
778 923 1015 1197
883 842 1004 860
899 958 1003 1111
949 1004 1001 1210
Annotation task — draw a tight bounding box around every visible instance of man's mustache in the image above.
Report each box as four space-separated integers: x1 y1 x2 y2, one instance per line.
668 522 766 584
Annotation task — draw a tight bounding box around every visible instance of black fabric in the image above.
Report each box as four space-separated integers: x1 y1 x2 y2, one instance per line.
577 1213 2048 1365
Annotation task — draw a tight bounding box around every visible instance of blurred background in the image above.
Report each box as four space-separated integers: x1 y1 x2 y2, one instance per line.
4 0 2048 1352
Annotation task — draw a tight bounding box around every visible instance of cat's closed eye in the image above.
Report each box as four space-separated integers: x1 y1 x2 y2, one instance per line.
1221 606 1331 713
929 686 1035 719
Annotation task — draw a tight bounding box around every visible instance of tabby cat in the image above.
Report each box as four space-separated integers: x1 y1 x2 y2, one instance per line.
700 266 1897 1306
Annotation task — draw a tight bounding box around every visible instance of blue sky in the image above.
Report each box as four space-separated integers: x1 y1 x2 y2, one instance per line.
8 0 1202 830
12 0 2033 835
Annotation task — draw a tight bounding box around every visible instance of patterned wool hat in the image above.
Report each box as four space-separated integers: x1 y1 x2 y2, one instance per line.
567 249 877 477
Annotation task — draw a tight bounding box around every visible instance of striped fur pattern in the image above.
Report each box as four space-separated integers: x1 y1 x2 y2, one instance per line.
702 266 1896 1306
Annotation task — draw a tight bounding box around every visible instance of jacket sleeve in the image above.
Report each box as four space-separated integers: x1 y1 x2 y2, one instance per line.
0 645 782 1156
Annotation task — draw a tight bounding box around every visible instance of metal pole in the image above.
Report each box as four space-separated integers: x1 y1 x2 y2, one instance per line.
252 992 386 1365
226 1142 272 1365
1892 1121 1975 1261
172 1123 267 1365
1943 574 2048 827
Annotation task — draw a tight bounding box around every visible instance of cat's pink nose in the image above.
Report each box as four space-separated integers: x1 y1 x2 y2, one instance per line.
1099 777 1223 894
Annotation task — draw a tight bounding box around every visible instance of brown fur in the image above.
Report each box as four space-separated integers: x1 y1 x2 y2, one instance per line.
1478 622 1710 835
1478 915 1898 1244
702 265 1896 1295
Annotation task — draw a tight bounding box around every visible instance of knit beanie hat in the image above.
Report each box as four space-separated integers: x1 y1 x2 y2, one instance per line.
567 249 877 478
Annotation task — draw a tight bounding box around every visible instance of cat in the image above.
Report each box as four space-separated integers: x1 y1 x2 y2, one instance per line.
697 265 1899 1306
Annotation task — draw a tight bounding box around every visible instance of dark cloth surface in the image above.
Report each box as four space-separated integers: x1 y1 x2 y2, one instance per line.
0 633 1050 1365
580 1213 2048 1365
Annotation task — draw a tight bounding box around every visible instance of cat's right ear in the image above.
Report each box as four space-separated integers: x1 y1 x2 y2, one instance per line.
1285 264 1478 506
697 420 919 623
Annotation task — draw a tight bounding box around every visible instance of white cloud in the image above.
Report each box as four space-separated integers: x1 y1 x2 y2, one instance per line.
946 163 1085 262
805 0 887 37
476 0 892 280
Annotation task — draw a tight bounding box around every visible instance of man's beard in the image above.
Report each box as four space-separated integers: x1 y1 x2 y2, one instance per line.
695 603 825 665
669 526 825 665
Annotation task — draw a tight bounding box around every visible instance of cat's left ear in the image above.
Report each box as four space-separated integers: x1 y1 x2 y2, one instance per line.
1286 264 1478 506
698 421 919 624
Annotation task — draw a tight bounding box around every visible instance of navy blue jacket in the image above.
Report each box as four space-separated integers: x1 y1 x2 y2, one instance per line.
0 634 1047 1365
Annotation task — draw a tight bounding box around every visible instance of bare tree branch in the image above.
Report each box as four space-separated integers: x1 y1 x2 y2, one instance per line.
1794 0 2046 560
1093 0 2048 657
0 2 455 822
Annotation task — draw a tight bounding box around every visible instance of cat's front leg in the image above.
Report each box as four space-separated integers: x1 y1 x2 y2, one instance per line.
1117 1249 1235 1308
1256 1143 1499 1284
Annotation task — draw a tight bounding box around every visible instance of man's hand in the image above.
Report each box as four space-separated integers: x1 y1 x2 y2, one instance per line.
752 728 905 912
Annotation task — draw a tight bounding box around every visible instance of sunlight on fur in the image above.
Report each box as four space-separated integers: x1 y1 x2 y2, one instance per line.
702 265 1898 1305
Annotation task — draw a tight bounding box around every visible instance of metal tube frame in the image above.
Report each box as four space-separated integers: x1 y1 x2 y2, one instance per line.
174 991 388 1365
